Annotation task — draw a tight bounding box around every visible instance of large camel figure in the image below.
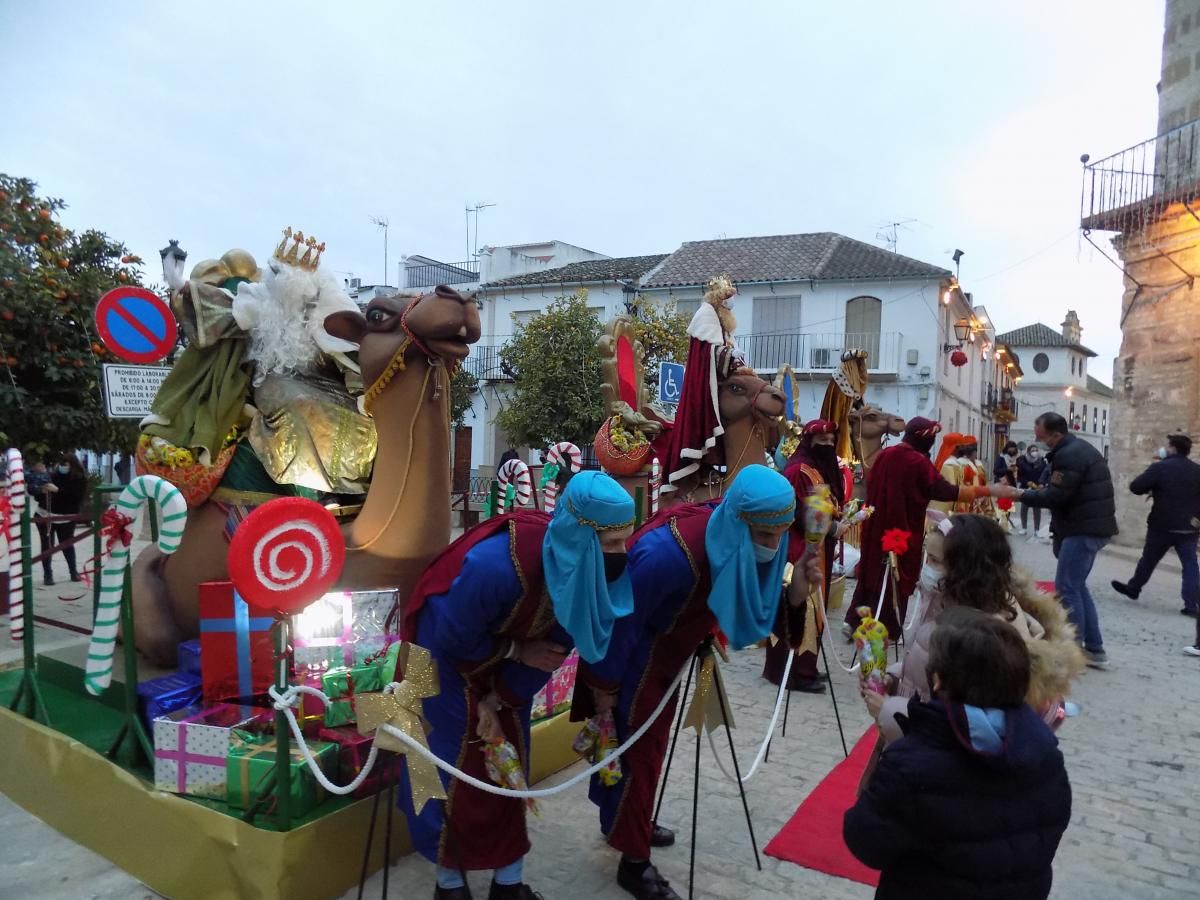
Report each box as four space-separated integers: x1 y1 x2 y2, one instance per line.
847 404 905 500
131 286 481 665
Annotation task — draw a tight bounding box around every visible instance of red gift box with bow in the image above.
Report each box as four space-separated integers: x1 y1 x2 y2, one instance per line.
198 581 276 704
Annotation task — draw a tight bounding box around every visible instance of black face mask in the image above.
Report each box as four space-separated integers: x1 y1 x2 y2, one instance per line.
603 552 628 582
810 444 837 463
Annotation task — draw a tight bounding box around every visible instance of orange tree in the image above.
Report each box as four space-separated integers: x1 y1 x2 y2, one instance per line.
0 174 147 458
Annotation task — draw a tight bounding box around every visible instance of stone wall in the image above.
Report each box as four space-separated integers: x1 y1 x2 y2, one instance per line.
1110 204 1200 544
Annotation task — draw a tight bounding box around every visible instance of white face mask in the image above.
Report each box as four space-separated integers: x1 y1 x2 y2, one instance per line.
919 563 943 593
1158 447 1169 460
752 542 780 564
56 464 70 474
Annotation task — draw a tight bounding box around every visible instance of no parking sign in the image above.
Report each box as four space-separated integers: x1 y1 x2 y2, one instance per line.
94 287 177 364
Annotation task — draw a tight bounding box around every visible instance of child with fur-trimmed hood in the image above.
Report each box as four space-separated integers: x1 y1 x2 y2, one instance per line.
867 513 1085 744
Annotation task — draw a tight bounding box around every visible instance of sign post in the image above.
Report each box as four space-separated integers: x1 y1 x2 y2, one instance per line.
101 364 170 418
658 362 685 405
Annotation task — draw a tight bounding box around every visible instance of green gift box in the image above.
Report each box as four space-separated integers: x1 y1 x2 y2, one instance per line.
321 663 383 727
226 730 338 816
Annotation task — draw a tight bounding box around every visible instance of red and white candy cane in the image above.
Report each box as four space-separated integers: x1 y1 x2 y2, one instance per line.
5 449 26 641
649 457 662 515
85 475 187 696
543 442 583 513
497 459 533 511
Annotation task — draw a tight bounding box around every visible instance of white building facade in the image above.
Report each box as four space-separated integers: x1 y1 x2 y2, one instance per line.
638 234 1000 457
997 312 1112 456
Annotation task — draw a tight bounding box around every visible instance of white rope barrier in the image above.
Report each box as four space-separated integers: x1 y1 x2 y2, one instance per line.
270 663 689 800
705 649 793 784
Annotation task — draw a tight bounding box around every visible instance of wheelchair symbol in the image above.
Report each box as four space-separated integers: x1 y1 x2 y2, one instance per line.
660 364 682 403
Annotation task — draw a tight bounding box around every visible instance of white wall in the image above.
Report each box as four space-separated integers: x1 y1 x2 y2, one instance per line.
477 241 608 283
1020 345 1094 390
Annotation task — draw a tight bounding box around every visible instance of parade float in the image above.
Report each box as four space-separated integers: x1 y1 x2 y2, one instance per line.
0 230 580 899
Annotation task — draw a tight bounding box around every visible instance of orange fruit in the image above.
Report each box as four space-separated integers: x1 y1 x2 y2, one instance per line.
55 290 67 300
0 310 12 321
38 209 50 220
58 259 69 269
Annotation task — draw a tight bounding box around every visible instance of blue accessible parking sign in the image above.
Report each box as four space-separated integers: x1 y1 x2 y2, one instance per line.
658 362 684 404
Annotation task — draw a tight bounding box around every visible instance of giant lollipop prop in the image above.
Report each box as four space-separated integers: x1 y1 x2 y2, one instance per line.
5 449 25 641
542 442 582 513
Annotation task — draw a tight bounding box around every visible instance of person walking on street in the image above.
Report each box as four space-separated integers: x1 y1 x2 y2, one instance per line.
995 412 1117 670
994 441 1020 487
25 461 59 586
1112 434 1200 623
1014 445 1047 538
48 454 87 583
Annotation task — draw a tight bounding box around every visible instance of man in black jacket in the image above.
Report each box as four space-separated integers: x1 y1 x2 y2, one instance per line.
996 412 1117 669
1112 434 1200 623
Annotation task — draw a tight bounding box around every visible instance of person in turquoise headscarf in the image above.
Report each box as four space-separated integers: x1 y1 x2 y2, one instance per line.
398 470 636 900
575 464 804 900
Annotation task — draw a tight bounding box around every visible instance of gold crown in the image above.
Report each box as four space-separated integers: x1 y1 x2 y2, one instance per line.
273 227 325 272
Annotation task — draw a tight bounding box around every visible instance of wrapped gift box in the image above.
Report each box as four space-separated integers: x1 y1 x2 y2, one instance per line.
198 582 275 704
321 663 383 727
292 590 398 670
317 725 398 799
532 650 579 722
177 639 202 676
226 731 338 816
138 672 202 734
153 703 270 799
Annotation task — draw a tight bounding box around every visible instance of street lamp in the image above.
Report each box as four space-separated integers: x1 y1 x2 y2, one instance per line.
159 239 187 291
943 318 973 353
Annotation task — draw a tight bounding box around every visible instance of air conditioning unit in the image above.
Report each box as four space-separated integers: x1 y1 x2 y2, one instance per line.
810 348 834 368
349 278 362 290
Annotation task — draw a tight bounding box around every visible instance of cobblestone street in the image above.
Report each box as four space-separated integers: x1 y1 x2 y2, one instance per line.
3 533 1200 899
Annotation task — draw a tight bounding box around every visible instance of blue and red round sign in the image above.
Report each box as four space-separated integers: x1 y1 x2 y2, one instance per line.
94 287 177 364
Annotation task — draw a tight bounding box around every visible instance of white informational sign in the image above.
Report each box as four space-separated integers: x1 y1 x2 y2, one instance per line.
102 364 170 418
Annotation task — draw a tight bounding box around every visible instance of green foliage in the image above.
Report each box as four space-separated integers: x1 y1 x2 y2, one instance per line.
632 295 691 394
0 174 145 457
449 364 478 429
496 292 604 450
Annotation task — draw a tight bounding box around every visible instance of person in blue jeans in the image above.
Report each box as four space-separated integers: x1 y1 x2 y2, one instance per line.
1112 434 1200 625
996 412 1117 669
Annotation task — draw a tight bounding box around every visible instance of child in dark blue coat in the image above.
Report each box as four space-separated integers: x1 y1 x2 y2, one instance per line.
844 607 1072 900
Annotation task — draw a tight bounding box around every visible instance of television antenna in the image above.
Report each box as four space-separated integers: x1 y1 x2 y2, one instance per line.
465 202 496 262
368 215 389 285
875 218 917 252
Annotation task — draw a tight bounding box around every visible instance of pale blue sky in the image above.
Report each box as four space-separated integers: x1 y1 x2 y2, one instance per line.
0 1 1165 373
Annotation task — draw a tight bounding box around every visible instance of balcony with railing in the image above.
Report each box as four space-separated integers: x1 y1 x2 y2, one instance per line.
1081 119 1200 233
404 259 480 289
463 344 512 381
740 331 902 375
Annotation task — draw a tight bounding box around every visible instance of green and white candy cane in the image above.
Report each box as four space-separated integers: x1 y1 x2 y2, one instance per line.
84 475 187 696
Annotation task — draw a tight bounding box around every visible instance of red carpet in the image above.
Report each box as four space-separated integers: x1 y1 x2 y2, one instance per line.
764 728 881 887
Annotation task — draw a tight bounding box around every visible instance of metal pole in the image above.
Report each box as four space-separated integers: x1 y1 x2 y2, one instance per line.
92 489 103 616
274 617 293 830
105 567 151 766
713 653 761 871
10 501 49 724
653 653 697 827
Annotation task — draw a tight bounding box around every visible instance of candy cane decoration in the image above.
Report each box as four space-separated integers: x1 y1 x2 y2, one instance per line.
543 442 583 513
497 459 533 511
85 475 186 696
5 449 26 641
649 457 662 516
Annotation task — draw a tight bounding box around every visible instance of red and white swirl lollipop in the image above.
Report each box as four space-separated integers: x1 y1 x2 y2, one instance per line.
649 457 662 516
228 497 346 616
497 458 533 511
543 442 583 513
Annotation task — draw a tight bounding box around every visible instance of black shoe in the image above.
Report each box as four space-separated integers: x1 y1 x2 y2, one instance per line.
1182 607 1198 618
789 677 826 694
617 859 681 900
69 573 82 583
650 824 675 848
1111 580 1139 600
43 576 54 586
487 881 542 900
435 886 473 900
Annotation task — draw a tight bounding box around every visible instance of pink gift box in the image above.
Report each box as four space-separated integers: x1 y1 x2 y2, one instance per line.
152 703 272 799
532 650 579 721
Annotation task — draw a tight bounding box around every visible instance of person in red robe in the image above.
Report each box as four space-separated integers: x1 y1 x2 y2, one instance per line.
841 417 996 637
763 418 845 693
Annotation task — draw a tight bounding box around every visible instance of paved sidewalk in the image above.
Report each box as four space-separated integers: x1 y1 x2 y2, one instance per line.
2 535 1199 899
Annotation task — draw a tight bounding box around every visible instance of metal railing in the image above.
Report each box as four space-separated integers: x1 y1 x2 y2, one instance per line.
404 260 479 289
464 345 511 381
1081 119 1200 232
739 331 902 373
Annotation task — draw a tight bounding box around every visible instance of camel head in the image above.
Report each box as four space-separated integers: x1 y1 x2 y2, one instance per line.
848 404 905 442
325 285 481 394
718 369 787 426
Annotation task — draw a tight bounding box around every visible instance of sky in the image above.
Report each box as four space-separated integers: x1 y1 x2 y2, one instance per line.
0 1 1165 379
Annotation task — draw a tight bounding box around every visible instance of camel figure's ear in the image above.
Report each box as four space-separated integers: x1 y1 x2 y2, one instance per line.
325 310 367 345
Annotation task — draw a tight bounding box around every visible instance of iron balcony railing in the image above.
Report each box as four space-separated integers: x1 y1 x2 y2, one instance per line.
463 345 511 381
739 331 902 374
404 260 480 289
1081 119 1200 232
